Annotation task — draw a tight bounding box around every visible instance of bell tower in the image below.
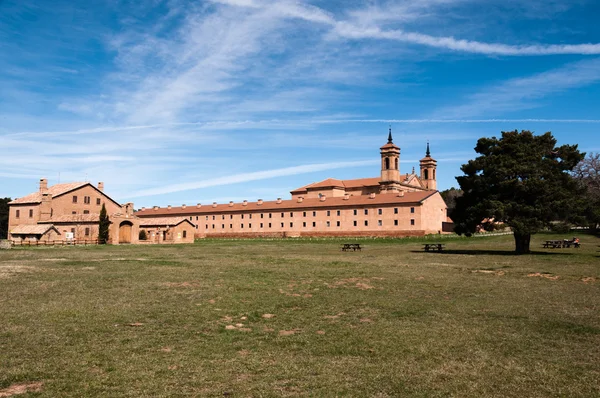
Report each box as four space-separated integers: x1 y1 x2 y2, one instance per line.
419 142 437 190
379 128 401 193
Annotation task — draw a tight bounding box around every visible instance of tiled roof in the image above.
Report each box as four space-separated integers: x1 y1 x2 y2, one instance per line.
135 191 437 217
10 224 60 235
139 217 193 227
10 182 88 204
380 142 400 150
291 175 419 193
38 214 100 223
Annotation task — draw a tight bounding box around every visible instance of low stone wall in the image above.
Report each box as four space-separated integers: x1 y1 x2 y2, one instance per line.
195 230 428 239
0 240 12 249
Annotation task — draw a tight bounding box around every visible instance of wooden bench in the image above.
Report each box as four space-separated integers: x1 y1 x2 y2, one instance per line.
542 239 581 249
423 243 445 252
341 243 361 252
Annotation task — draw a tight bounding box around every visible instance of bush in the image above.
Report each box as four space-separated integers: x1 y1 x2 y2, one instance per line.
139 230 148 240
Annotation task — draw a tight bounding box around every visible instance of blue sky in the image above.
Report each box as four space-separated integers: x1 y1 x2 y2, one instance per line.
1 0 599 208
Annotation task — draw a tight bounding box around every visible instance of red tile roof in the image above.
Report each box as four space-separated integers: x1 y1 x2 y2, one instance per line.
136 191 437 217
38 214 101 223
10 224 60 235
10 182 88 204
139 217 194 227
291 175 420 193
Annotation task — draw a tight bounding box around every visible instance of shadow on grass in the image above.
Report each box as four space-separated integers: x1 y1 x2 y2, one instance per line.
410 249 574 256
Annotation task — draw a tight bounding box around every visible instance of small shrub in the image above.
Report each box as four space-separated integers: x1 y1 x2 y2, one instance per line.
139 230 148 240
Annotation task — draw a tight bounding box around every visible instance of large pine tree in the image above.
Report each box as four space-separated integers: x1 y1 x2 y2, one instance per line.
453 130 585 254
0 198 11 239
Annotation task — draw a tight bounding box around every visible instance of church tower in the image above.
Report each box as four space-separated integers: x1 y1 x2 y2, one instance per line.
419 142 437 190
379 128 402 193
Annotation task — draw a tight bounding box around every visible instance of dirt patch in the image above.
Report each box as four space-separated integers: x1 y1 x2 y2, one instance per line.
279 329 300 336
128 322 144 327
0 382 43 397
325 278 378 290
316 330 326 335
262 314 275 319
581 277 597 284
527 273 559 280
472 269 505 276
0 265 37 279
162 281 201 288
225 324 252 332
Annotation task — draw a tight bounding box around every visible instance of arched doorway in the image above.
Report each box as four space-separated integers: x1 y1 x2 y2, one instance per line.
119 221 133 244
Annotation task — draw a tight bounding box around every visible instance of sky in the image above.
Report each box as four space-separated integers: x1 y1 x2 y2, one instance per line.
1 0 599 208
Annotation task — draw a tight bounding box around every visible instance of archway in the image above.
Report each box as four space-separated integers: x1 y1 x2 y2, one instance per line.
118 221 133 244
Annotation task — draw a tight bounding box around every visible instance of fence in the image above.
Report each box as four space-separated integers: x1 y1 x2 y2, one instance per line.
9 239 100 247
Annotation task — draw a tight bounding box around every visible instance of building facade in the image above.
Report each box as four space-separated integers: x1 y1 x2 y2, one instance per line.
135 131 448 237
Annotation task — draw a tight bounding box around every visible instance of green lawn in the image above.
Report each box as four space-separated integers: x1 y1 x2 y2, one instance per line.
0 234 599 397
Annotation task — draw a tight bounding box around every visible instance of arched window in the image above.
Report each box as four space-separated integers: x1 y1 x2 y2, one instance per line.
385 158 390 169
433 169 436 179
395 158 398 170
424 169 429 180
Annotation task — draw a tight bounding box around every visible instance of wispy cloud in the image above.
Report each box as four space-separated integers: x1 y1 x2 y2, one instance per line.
128 159 379 198
432 58 600 118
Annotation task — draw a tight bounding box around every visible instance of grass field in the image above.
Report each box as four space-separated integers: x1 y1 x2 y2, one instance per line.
0 233 599 397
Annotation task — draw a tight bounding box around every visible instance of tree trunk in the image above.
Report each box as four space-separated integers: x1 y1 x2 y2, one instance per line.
513 232 531 254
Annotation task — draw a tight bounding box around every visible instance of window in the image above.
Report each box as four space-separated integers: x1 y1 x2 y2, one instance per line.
190 216 192 220
385 157 390 169
206 216 209 220
290 222 293 227
260 223 263 228
281 212 284 218
72 211 77 215
365 220 369 226
249 223 252 228
303 222 306 227
241 224 244 229
249 214 252 219
196 216 199 221
230 224 233 229
96 198 101 205
72 195 77 203
327 210 330 216
411 207 415 214
394 208 398 214
212 224 215 229
196 225 198 229
222 215 225 219
326 221 330 227
378 209 382 215
312 222 316 227
84 196 90 204
71 228 75 234
378 220 382 226
230 215 233 219
15 210 20 218
29 209 33 218
183 231 187 238
394 220 398 226
261 214 264 219
353 220 357 227
212 215 215 220
303 212 306 217
206 224 208 229
222 224 225 229
83 210 89 214
241 214 244 219
424 169 429 179
336 221 340 227
281 223 284 228
85 227 90 236
312 211 316 217
290 212 293 217
353 209 357 216
364 209 368 215
269 213 272 218
268 223 272 228
337 210 341 216
411 219 415 225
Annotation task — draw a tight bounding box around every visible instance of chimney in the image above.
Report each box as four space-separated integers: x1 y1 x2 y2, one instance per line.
297 197 304 203
197 203 202 208
98 182 104 192
276 198 282 204
40 193 51 221
242 200 248 206
343 193 350 200
398 191 405 197
229 201 234 207
141 207 146 211
212 202 217 208
369 193 376 199
153 206 159 210
320 194 326 202
257 199 263 205
182 204 186 209
167 205 172 210
39 178 48 193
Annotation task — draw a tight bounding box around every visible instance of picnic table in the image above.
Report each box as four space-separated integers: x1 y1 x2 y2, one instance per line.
341 243 362 252
542 239 581 249
423 243 445 252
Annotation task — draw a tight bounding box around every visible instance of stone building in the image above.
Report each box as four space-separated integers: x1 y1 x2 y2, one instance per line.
135 131 448 237
8 180 140 244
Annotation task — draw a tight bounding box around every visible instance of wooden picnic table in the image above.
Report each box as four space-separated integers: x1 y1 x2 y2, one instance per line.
341 243 362 252
423 243 445 252
542 239 581 249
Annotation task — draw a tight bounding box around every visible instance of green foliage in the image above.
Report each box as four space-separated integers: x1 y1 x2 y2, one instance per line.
0 198 10 239
139 229 148 241
572 152 600 231
98 204 110 244
453 130 585 253
439 187 462 218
